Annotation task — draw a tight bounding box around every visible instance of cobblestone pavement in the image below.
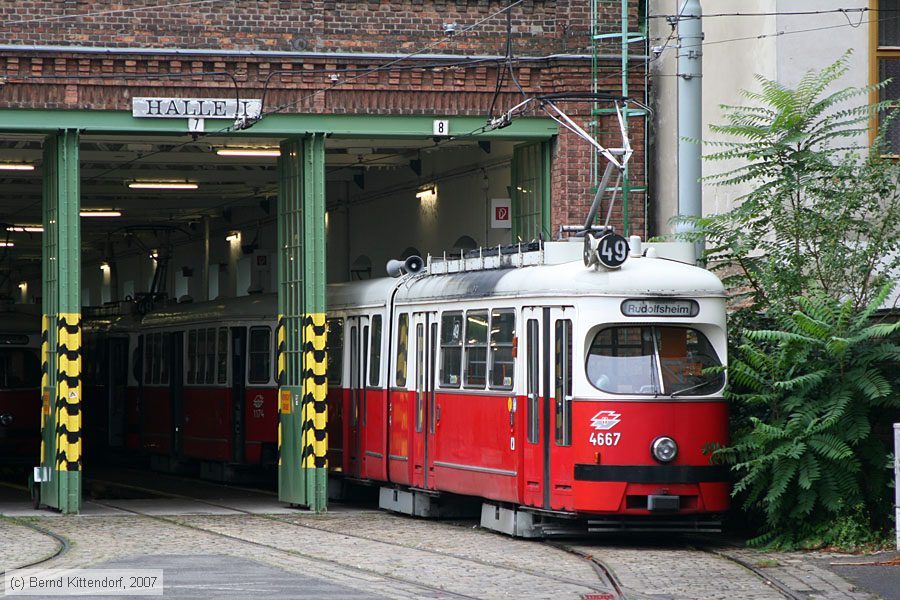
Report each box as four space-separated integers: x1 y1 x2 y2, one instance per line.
0 518 60 570
0 509 888 600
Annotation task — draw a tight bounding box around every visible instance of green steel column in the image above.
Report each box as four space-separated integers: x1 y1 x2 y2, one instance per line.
301 134 327 510
277 135 328 511
39 130 81 514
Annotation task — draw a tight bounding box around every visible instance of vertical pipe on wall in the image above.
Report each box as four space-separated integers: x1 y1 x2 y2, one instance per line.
676 0 703 260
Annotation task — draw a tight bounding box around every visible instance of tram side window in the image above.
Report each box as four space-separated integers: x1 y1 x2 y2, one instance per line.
326 318 343 387
204 327 216 385
526 319 539 444
0 349 40 389
464 310 488 388
187 329 197 384
489 309 515 391
395 313 408 387
554 319 573 446
133 341 142 384
249 327 271 385
217 327 228 384
161 333 170 385
144 333 154 385
151 334 159 385
154 333 163 385
439 312 463 387
369 314 382 387
197 328 208 384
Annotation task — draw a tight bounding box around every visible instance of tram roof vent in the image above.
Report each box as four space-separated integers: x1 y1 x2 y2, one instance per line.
427 240 582 275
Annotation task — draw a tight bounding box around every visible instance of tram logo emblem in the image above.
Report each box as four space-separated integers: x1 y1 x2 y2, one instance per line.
590 410 621 431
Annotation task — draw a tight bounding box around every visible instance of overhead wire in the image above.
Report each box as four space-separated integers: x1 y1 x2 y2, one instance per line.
256 0 526 120
647 7 900 19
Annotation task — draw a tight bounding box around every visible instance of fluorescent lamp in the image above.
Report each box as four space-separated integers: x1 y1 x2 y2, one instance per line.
216 148 281 157
0 242 15 247
416 185 437 203
6 225 43 233
128 182 198 190
0 163 34 171
225 231 241 243
81 210 122 217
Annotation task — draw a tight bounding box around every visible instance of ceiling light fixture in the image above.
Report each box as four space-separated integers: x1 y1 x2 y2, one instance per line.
6 225 43 233
416 184 437 203
216 148 281 157
225 231 241 243
0 242 15 247
80 210 122 218
128 182 198 190
0 163 35 171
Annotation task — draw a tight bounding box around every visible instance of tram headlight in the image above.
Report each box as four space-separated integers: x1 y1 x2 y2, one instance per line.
651 436 678 463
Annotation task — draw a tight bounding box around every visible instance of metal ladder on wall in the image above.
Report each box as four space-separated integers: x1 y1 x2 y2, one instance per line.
590 0 649 237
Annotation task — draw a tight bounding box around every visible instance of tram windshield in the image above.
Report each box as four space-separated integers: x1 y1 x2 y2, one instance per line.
586 326 724 396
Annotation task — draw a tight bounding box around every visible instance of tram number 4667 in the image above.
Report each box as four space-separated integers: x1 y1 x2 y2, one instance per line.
590 432 621 446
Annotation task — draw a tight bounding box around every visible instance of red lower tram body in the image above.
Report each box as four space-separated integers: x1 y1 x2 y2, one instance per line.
0 389 41 465
82 321 280 476
329 385 728 533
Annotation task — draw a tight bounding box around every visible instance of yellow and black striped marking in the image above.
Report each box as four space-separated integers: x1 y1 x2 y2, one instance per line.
276 315 286 466
54 313 81 472
301 313 327 469
39 314 49 465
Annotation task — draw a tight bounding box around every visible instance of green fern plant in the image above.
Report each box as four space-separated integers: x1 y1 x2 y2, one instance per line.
674 51 899 324
716 284 900 548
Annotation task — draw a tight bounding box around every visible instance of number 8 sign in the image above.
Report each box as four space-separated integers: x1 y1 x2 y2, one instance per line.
597 233 629 269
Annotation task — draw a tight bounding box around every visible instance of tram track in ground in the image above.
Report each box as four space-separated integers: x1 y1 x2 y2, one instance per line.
561 537 803 600
697 545 802 600
0 481 71 575
87 495 486 600
85 474 622 598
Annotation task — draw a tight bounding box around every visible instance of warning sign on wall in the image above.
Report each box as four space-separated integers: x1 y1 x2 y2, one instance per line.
491 198 512 229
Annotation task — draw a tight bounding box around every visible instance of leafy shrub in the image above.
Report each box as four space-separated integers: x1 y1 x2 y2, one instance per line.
715 285 899 548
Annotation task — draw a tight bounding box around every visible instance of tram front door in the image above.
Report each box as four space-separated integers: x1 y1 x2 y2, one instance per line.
521 305 575 511
410 311 437 490
346 315 369 479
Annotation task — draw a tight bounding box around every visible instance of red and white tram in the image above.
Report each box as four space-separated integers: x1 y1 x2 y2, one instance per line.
84 295 280 477
0 305 42 465
83 237 728 535
328 239 729 535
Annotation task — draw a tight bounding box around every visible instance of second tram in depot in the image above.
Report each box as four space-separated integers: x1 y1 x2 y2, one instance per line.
80 236 729 535
0 305 42 465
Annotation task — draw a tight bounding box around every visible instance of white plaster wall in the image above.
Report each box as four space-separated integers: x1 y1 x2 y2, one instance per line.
328 144 514 281
651 0 869 236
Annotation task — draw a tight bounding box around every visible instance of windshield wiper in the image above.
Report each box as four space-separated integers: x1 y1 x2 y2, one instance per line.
669 380 714 398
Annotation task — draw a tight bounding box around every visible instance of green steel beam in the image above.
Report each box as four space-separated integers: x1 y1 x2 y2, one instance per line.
301 134 328 512
276 135 328 512
277 138 305 507
0 110 556 140
40 130 82 514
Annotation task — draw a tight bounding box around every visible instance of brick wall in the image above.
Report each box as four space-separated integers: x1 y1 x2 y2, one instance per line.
0 0 647 236
1 0 626 54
